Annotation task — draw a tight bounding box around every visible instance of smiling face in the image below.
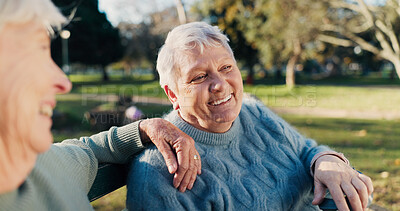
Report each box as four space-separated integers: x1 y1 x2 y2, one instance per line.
165 46 243 133
0 21 72 153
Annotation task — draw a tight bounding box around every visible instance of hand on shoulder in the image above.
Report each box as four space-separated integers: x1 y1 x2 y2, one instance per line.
139 118 201 192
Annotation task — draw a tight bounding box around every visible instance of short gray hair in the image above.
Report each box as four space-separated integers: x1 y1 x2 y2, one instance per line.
156 22 234 91
0 0 66 34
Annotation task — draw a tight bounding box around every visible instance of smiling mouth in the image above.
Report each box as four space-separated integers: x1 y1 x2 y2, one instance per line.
39 104 53 117
209 94 232 106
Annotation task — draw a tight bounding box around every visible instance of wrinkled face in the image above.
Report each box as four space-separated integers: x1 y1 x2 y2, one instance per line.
0 21 72 153
168 46 243 133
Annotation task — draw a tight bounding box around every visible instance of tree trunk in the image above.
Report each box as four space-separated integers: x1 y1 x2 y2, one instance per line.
174 0 187 24
286 39 301 89
286 55 297 89
246 66 254 85
102 66 109 81
124 63 131 77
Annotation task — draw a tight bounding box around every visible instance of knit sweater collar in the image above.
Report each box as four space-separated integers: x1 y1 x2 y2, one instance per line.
166 110 241 146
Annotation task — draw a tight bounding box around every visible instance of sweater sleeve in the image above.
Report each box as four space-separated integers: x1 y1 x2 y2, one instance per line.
53 121 146 193
57 120 145 164
249 99 331 175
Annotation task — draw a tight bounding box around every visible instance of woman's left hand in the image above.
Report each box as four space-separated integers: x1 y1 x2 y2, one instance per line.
312 155 373 211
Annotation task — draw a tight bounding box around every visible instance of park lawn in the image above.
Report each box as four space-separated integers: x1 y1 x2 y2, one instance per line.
67 74 400 113
244 84 400 113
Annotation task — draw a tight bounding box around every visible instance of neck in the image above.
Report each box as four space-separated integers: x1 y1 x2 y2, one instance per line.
0 139 37 194
178 111 232 133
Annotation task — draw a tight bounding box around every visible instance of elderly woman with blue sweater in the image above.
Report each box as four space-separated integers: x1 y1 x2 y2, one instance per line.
127 22 373 211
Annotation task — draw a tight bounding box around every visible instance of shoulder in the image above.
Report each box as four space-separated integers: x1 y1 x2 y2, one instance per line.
37 145 96 182
41 143 98 190
239 94 300 142
0 147 94 210
51 141 97 169
240 94 281 123
127 146 179 209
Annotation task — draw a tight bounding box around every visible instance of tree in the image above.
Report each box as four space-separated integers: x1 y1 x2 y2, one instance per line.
318 0 400 78
51 0 123 81
174 0 187 24
118 7 181 80
193 0 261 85
195 0 328 88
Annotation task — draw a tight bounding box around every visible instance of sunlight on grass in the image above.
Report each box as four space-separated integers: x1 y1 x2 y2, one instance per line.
91 187 127 211
244 85 400 112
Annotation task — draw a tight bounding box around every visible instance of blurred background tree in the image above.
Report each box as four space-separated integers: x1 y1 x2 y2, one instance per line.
318 0 400 79
117 6 181 80
193 0 261 85
51 0 123 81
195 0 328 88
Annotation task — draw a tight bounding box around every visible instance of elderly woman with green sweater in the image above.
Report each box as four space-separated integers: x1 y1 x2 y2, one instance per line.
127 22 373 211
0 0 201 210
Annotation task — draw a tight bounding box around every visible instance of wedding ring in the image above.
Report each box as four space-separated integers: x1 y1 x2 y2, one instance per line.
194 155 199 160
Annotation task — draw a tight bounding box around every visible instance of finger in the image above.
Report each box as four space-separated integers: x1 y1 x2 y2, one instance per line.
359 174 374 196
188 152 201 189
312 181 327 205
178 149 196 192
195 151 202 175
328 185 350 211
157 141 178 174
173 142 190 189
351 176 369 209
187 167 197 190
341 182 363 211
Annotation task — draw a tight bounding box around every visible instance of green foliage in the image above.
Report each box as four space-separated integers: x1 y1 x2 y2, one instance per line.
198 0 326 66
194 0 329 87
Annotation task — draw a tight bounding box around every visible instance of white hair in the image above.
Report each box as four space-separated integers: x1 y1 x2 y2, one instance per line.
0 0 66 34
156 22 234 91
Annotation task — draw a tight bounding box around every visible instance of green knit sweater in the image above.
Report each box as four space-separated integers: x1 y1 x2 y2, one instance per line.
0 121 143 211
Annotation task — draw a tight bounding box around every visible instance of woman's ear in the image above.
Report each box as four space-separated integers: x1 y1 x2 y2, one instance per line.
164 86 180 110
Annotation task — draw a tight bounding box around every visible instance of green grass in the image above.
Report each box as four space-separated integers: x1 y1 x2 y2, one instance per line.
67 73 400 113
282 115 400 210
244 85 400 112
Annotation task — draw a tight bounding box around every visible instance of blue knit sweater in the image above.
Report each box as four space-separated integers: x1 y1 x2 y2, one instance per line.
127 98 330 210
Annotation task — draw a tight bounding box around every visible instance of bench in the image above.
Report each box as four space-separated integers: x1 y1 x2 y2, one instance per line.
88 163 129 202
87 163 343 210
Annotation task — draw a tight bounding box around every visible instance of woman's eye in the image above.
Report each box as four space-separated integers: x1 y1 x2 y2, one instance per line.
191 74 207 83
221 65 232 71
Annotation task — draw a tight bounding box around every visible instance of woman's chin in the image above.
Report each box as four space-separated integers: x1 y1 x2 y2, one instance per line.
30 128 53 153
212 109 239 123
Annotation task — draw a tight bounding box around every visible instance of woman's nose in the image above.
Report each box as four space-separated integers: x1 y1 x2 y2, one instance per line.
209 74 227 93
53 65 72 94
